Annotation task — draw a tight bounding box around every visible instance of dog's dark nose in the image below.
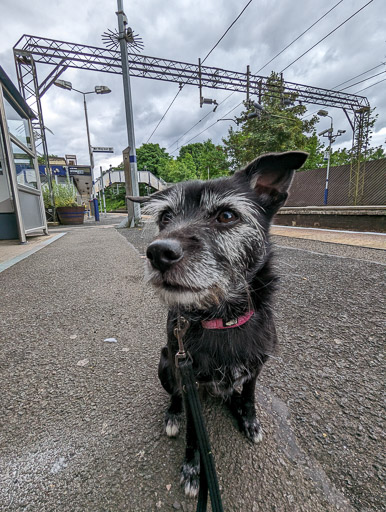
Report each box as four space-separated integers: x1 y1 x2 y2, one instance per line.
146 239 183 273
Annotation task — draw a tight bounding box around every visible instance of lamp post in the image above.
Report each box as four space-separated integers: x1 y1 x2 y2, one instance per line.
54 80 111 199
317 110 345 205
116 0 141 226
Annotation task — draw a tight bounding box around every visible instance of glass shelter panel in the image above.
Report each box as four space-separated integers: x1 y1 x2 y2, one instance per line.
0 128 14 212
4 96 32 149
12 142 38 189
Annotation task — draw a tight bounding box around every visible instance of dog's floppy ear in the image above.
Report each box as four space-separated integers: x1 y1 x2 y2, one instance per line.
126 195 150 204
237 151 308 209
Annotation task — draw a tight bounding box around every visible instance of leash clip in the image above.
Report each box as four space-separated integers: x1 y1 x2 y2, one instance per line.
174 316 190 367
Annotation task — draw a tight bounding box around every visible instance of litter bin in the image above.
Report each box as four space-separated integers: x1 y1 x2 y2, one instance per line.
89 198 100 221
93 198 100 221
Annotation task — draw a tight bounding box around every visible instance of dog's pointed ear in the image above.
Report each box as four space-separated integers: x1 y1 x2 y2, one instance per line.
126 195 150 204
236 151 308 209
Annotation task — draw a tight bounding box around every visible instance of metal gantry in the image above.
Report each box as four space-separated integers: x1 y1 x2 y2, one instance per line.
13 34 371 204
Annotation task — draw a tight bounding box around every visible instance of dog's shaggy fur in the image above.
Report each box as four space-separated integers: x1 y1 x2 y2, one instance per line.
131 151 308 497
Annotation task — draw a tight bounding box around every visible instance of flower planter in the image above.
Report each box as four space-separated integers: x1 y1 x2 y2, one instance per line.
56 206 85 225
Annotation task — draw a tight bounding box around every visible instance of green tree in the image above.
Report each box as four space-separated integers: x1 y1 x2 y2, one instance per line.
367 146 386 160
329 147 352 166
178 140 230 179
301 133 326 170
136 143 171 177
222 72 319 170
37 154 60 164
162 153 198 183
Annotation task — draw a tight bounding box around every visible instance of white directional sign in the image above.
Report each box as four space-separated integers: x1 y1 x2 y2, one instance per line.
92 146 114 153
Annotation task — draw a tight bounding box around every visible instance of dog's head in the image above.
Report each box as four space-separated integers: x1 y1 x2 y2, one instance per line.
130 151 307 309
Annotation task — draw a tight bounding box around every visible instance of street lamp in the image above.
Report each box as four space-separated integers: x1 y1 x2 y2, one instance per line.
317 110 345 205
54 79 111 198
217 118 239 124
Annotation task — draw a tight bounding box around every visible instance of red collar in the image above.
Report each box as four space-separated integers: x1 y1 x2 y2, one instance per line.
201 310 254 330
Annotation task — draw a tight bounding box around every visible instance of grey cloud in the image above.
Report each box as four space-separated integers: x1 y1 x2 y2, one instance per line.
0 0 384 173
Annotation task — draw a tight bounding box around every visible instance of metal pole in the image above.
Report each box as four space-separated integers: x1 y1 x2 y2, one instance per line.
123 146 135 223
324 117 333 206
100 165 107 216
116 0 140 227
83 93 95 200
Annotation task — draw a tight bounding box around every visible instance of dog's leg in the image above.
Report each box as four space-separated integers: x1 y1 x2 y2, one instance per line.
165 393 183 437
228 374 263 444
158 347 183 437
180 398 200 498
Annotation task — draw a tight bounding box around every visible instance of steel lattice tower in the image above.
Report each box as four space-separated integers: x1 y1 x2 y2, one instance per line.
14 34 371 205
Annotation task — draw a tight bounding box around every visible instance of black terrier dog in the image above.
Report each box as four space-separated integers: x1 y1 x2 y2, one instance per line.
130 151 307 497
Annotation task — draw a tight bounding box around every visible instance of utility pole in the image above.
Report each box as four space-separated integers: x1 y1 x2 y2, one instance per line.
318 110 346 205
123 147 135 223
116 0 140 227
83 93 95 198
100 165 107 216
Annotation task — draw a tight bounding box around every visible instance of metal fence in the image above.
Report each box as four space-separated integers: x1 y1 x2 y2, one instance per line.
286 158 386 207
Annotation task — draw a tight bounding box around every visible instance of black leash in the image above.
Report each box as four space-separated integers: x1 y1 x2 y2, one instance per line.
174 317 224 512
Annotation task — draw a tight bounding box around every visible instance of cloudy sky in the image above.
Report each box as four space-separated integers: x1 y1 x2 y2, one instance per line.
1 0 385 177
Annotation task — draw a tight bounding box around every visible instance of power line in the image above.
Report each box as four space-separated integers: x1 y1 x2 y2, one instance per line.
146 0 253 143
146 88 182 143
338 70 386 91
255 0 343 74
301 65 386 119
168 2 344 150
332 62 386 90
168 1 375 151
168 91 240 150
354 77 386 94
280 0 374 73
170 100 243 154
202 0 253 65
169 109 215 150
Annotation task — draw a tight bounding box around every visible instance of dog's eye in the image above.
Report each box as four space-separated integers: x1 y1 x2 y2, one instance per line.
217 210 238 224
160 211 173 226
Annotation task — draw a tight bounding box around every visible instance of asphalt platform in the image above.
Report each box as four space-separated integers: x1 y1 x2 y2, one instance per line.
0 214 384 511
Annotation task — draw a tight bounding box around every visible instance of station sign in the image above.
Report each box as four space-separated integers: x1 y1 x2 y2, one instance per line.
68 166 92 176
92 146 114 153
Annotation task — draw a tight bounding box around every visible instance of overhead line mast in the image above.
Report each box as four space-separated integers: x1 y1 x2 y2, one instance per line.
13 34 370 205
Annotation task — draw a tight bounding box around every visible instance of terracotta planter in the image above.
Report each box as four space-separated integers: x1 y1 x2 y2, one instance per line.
56 206 85 225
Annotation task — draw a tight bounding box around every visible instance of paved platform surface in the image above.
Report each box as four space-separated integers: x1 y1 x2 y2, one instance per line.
0 234 61 268
271 225 386 250
0 214 384 511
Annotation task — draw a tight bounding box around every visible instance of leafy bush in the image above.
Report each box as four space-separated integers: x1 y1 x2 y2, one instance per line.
42 183 78 208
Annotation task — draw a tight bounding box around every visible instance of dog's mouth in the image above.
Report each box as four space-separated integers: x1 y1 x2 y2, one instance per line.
153 277 203 294
146 265 225 307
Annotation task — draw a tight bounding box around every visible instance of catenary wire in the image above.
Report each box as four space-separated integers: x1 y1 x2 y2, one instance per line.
170 0 375 150
332 62 386 90
168 0 345 149
146 88 182 143
255 0 343 74
354 77 386 94
201 0 253 65
280 0 374 73
302 65 386 119
146 0 253 143
170 101 243 154
338 70 386 91
168 91 240 150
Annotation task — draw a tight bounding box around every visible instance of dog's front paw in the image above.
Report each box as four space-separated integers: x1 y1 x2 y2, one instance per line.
180 459 200 498
165 413 181 437
241 418 263 444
